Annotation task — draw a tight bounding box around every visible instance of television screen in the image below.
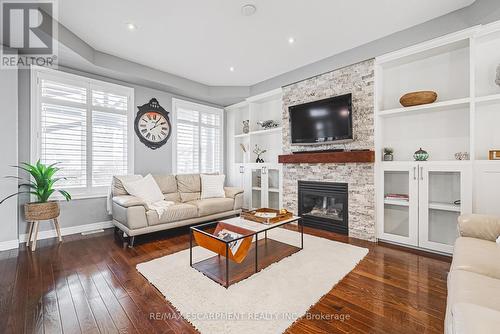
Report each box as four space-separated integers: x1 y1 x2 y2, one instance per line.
289 94 353 145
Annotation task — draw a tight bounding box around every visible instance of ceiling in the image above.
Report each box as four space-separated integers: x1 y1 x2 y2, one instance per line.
59 0 475 86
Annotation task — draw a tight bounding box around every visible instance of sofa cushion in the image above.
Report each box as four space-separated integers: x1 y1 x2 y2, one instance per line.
451 237 500 279
452 303 500 334
188 198 234 217
164 192 181 203
112 175 142 196
176 174 201 193
180 192 200 203
145 203 198 225
153 174 178 194
448 269 500 313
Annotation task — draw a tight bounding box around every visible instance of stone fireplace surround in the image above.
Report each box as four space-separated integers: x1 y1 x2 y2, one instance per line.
281 59 376 241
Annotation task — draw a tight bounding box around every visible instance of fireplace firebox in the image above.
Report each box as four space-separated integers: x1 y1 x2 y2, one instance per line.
298 181 348 235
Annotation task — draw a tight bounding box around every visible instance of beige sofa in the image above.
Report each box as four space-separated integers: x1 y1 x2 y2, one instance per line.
111 173 243 246
446 214 500 334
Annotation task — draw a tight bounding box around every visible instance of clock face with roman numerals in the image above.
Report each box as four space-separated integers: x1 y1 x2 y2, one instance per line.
134 98 172 150
138 112 170 143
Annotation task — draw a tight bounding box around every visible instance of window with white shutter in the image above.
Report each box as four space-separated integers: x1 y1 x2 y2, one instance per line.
31 67 134 198
172 99 223 174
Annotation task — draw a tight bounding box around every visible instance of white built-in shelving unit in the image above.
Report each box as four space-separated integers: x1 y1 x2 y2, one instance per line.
375 21 500 254
225 88 283 210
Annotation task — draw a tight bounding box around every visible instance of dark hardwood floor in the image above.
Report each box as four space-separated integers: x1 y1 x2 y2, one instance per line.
0 225 451 334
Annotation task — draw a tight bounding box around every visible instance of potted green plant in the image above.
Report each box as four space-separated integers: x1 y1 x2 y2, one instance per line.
1 160 71 221
383 148 394 161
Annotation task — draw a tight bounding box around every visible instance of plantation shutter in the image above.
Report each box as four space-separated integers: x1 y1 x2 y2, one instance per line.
40 79 88 188
176 108 200 174
34 69 133 196
174 101 223 174
91 89 129 187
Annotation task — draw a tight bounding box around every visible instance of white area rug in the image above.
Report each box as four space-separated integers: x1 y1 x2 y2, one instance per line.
137 228 368 334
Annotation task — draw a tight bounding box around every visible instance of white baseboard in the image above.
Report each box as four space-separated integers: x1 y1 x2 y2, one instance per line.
0 239 20 251
18 220 114 243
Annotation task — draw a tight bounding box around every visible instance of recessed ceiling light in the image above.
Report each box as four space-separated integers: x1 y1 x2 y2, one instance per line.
241 4 257 16
229 66 235 72
126 23 137 31
288 37 295 44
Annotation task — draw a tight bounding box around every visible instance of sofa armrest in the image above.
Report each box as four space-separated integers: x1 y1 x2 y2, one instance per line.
112 201 148 231
233 192 244 210
458 214 500 242
224 187 244 199
112 195 146 208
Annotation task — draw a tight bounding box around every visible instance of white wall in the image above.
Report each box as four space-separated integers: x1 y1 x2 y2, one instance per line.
0 47 19 248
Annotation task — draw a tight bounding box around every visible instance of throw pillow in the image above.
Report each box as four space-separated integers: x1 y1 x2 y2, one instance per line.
122 174 164 203
200 174 225 199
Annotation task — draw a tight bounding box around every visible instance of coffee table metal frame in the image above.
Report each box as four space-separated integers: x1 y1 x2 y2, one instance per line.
189 216 303 288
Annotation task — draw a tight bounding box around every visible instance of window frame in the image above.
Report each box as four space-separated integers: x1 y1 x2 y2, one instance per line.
171 98 224 175
30 65 135 199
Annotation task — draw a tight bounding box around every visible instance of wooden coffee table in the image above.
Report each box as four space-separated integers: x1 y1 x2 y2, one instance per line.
189 215 302 288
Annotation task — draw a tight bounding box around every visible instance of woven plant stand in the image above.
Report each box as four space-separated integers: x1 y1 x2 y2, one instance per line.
24 201 62 251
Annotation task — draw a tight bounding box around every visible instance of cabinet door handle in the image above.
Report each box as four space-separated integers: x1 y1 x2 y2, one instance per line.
420 167 424 180
413 167 417 180
239 166 244 173
262 167 267 174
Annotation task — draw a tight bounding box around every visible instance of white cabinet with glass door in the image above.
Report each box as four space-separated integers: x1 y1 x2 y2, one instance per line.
418 163 472 253
379 162 472 254
246 164 282 210
379 162 419 246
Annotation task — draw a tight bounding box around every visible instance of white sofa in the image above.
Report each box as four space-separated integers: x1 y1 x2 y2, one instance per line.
446 214 500 334
111 173 243 246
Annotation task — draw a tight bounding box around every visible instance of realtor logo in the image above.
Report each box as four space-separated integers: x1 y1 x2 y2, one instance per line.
1 0 58 69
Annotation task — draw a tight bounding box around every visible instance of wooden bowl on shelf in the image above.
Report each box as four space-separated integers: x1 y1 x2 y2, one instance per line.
399 91 437 107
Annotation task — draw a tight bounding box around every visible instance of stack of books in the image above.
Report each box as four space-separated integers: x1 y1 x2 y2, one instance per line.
385 193 409 201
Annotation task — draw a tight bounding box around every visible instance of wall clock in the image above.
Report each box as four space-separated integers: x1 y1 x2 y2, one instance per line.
134 98 172 150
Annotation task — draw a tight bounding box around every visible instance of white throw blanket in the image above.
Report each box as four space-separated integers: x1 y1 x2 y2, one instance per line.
145 200 175 218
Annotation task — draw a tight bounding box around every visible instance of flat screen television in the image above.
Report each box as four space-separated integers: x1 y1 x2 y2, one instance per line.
289 93 353 145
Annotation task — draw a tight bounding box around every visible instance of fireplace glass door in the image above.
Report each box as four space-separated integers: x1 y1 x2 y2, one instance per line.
302 194 345 222
298 181 348 234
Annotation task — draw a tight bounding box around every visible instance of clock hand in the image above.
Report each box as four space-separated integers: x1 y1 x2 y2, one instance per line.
151 121 166 130
152 118 161 128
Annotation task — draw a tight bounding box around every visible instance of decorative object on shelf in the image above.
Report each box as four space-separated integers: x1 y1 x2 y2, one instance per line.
253 145 267 163
496 64 500 87
489 150 500 160
242 120 249 134
239 143 248 163
413 148 429 161
399 91 438 107
0 160 71 251
383 147 394 161
134 98 171 150
454 152 470 160
257 120 280 130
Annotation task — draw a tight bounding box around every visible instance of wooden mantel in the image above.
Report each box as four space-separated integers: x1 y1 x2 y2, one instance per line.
278 150 375 164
